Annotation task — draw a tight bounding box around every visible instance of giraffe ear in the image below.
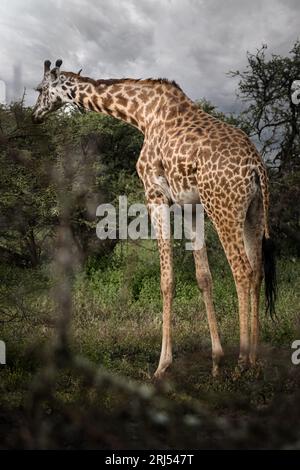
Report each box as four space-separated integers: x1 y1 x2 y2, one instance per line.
51 59 63 80
44 60 51 75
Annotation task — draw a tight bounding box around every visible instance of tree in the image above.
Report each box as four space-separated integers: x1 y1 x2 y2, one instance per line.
229 42 300 253
196 98 249 131
0 102 57 266
0 102 143 267
229 42 300 172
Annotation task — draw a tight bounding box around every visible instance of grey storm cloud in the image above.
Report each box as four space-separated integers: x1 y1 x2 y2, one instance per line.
0 0 299 112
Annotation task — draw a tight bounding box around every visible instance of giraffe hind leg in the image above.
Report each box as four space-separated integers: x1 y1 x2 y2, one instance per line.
213 220 253 369
243 193 264 366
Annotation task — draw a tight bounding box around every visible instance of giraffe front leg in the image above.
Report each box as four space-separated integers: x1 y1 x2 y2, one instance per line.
154 236 173 380
184 206 223 376
193 246 224 377
148 197 174 381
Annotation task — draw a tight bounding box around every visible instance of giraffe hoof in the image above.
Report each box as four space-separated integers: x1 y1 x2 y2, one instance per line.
237 358 249 372
238 354 249 368
212 364 220 377
153 358 172 383
152 369 167 383
249 358 263 378
232 357 248 379
249 355 256 367
152 371 173 393
152 372 164 383
212 350 224 377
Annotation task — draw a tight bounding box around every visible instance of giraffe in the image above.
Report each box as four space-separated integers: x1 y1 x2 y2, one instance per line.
32 60 277 379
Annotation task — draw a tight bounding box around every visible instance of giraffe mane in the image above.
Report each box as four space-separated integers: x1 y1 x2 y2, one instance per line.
64 72 182 91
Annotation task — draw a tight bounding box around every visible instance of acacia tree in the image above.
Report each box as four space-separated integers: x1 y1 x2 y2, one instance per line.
230 41 300 171
230 42 300 253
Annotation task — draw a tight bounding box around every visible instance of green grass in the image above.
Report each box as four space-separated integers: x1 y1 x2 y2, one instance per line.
0 238 299 420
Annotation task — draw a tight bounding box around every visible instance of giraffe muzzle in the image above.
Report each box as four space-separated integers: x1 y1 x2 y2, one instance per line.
31 112 44 124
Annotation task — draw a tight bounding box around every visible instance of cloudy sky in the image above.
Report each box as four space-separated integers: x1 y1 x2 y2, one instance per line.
0 0 299 112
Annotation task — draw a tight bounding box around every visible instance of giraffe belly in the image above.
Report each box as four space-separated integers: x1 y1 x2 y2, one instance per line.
153 176 200 206
168 176 200 205
171 188 200 206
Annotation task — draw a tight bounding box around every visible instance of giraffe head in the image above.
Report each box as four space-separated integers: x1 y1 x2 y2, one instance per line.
32 59 75 123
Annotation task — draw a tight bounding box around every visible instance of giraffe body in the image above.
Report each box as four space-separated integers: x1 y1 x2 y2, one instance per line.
33 60 276 378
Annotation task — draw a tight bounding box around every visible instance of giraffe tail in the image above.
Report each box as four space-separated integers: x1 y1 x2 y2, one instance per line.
255 164 270 239
262 235 277 319
255 164 277 318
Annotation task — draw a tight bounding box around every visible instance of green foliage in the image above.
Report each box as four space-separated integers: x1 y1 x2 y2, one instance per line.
0 43 300 448
0 103 57 266
196 98 249 132
0 103 143 266
229 41 300 251
1 246 299 417
229 41 300 169
73 235 299 349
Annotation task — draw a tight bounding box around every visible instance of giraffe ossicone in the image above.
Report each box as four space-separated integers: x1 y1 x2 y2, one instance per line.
32 59 277 378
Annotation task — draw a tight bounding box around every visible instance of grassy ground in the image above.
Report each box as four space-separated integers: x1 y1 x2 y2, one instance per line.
0 235 300 447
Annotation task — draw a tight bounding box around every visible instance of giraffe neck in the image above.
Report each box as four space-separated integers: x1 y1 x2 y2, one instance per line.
69 76 152 133
64 74 192 134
